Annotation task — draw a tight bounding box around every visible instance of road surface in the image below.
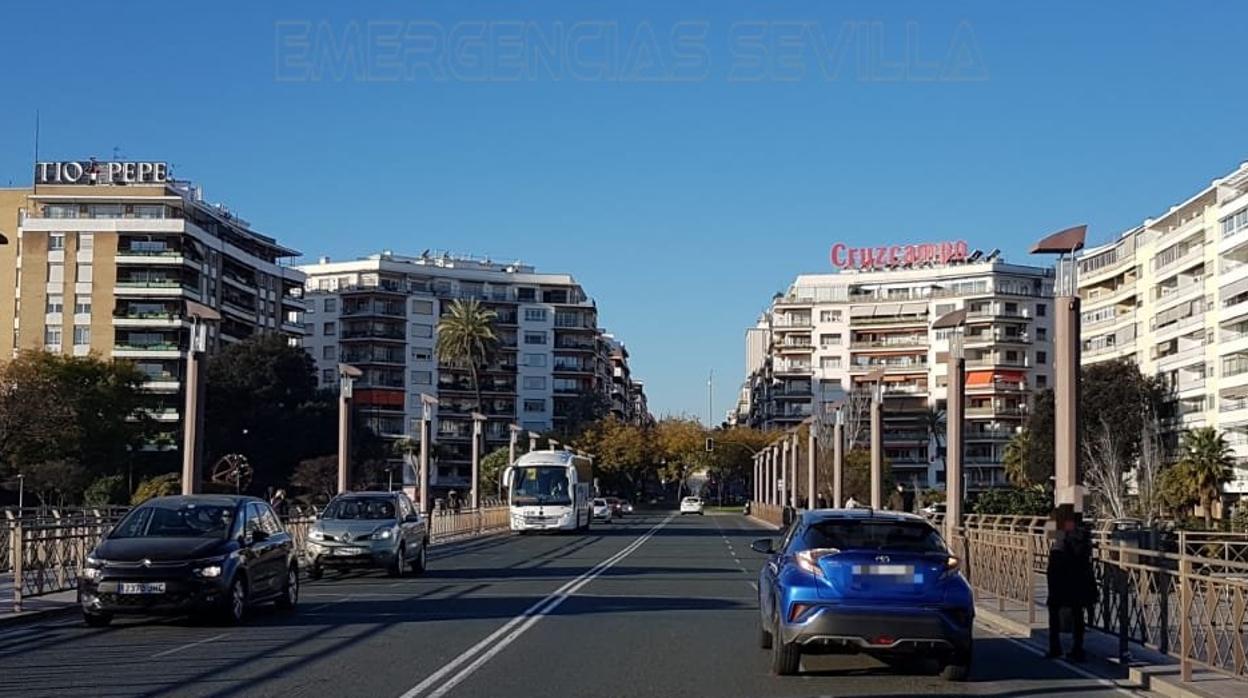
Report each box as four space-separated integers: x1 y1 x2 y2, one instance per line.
0 512 1148 697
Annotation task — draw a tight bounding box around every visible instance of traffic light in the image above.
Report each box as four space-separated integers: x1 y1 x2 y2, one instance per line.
705 438 714 452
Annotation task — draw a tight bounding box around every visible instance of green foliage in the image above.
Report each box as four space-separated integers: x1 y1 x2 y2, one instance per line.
480 447 514 497
971 486 1052 515
84 474 129 507
555 391 612 439
575 416 651 489
436 299 498 412
1177 427 1235 528
131 472 181 505
1232 504 1248 533
1003 429 1033 487
841 449 895 504
291 455 337 505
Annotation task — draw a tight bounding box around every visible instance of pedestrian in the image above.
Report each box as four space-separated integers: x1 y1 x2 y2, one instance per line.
1045 505 1096 661
448 490 460 512
844 494 860 508
269 489 289 518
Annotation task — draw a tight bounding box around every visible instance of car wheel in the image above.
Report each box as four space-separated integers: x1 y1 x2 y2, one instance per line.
308 564 323 581
83 610 112 628
388 545 406 578
939 649 972 682
769 610 801 675
411 541 427 575
221 576 248 626
276 565 299 611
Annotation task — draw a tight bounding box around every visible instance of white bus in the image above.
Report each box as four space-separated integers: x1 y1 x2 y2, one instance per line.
503 450 593 532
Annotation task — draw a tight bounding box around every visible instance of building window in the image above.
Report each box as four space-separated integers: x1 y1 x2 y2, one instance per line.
324 298 337 313
524 308 547 322
78 233 94 251
523 399 546 413
524 332 547 345
48 262 64 284
410 371 432 385
73 326 90 345
1035 303 1046 317
819 310 842 322
322 345 336 360
411 299 433 315
819 356 842 369
323 322 336 336
49 233 65 251
523 376 547 390
46 295 64 314
411 323 433 338
78 263 93 283
819 333 841 347
1036 375 1048 389
44 327 62 348
74 297 91 315
524 353 547 367
411 347 432 361
1036 328 1047 341
322 369 335 384
935 303 955 317
1036 350 1047 365
517 288 536 302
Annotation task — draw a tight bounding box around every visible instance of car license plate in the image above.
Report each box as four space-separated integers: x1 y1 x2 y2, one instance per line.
334 547 365 556
854 565 914 576
118 582 165 595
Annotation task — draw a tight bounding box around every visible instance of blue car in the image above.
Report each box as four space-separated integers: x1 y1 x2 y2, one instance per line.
751 509 974 680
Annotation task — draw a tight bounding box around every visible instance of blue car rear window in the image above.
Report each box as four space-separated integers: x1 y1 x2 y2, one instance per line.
802 521 945 553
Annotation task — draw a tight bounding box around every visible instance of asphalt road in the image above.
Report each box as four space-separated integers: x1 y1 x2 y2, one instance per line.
0 512 1151 698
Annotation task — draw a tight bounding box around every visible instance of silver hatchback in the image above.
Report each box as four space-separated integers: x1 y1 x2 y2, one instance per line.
306 492 429 578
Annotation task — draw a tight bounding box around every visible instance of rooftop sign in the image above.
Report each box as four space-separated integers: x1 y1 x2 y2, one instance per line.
830 240 970 270
35 160 169 186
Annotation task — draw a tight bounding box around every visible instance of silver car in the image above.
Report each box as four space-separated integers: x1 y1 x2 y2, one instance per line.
306 492 428 578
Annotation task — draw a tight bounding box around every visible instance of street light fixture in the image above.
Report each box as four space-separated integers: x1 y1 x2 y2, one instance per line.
419 394 439 514
182 300 220 496
470 412 487 510
528 431 540 453
337 363 363 494
865 367 886 509
933 309 967 544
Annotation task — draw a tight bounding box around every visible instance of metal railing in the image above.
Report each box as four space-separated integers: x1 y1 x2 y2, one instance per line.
750 502 785 528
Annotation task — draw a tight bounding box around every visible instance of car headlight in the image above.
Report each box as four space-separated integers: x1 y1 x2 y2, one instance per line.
81 556 105 580
371 528 394 540
309 529 325 542
194 564 223 578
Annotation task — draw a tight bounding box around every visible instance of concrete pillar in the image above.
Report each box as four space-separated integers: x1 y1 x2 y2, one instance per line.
832 413 844 508
769 446 778 505
419 403 432 514
754 454 761 503
1055 295 1084 510
779 441 789 508
870 386 884 509
337 385 351 494
807 428 817 510
180 330 204 496
946 356 965 545
470 413 485 509
789 436 799 508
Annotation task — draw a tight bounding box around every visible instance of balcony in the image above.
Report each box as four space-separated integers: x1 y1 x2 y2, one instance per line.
964 333 1030 348
966 308 1032 321
341 328 405 341
883 430 927 442
341 303 405 318
966 405 1026 418
966 428 1017 442
553 362 594 374
965 380 1027 395
849 360 928 374
773 362 812 375
849 338 928 351
965 357 1030 369
554 341 596 352
881 384 928 397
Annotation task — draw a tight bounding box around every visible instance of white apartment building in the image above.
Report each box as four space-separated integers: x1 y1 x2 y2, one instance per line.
1077 161 1248 495
298 252 639 491
743 250 1055 493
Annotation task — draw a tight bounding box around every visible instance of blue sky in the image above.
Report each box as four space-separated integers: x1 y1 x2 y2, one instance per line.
2 1 1246 422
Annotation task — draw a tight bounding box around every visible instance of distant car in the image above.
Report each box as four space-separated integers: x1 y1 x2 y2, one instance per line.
751 509 973 680
592 498 613 522
621 500 635 514
79 495 299 627
606 497 624 517
306 492 428 579
680 497 704 515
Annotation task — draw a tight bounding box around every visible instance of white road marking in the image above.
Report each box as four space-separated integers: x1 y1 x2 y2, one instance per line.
748 581 758 591
978 622 1139 697
150 632 229 658
399 515 674 698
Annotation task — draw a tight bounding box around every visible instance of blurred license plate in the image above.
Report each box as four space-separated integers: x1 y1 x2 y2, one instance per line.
855 565 914 576
334 547 365 556
118 582 165 595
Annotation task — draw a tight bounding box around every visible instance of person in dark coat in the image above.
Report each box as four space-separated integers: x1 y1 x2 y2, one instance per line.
1045 508 1096 661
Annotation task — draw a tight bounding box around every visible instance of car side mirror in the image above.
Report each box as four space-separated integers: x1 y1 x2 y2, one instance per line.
405 514 421 523
250 529 269 544
750 538 775 555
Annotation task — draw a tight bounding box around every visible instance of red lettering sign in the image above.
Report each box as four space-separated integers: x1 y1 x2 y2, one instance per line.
828 240 971 270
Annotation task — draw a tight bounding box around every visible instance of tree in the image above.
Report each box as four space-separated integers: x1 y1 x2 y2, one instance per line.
84 474 129 507
841 449 894 504
131 472 180 505
436 299 498 412
707 426 772 503
480 447 515 499
23 459 90 507
918 407 946 451
575 416 651 492
654 418 712 496
1134 416 1166 525
841 390 872 447
1157 462 1198 519
1176 427 1234 528
971 486 1052 515
556 390 611 439
1083 418 1128 519
291 455 338 505
1003 430 1033 488
0 354 79 476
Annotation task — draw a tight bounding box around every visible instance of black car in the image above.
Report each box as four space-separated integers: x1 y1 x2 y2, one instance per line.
78 495 299 627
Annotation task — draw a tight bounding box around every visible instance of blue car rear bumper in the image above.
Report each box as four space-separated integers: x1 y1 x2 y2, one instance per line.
778 603 972 654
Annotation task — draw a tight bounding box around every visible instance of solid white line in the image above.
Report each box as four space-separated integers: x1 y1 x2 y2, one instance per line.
979 623 1138 697
399 515 674 698
151 632 229 658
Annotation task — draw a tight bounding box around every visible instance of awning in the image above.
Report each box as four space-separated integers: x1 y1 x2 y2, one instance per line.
1222 276 1248 302
995 370 1025 383
966 371 994 386
850 306 874 318
876 304 902 316
900 302 928 315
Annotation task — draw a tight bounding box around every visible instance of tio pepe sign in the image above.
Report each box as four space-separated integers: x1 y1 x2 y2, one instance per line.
35 161 169 186
830 240 970 270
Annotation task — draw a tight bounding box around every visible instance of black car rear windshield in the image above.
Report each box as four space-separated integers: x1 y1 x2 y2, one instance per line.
322 498 395 520
802 520 945 553
111 502 235 539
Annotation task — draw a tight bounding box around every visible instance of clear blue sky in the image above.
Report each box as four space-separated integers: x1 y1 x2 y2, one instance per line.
2 1 1246 422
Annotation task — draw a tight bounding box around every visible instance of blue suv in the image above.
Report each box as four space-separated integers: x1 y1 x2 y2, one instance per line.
751 509 973 680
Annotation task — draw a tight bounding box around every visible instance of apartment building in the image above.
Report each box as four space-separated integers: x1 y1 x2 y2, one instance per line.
1077 161 1248 495
742 247 1055 493
298 252 644 489
605 335 652 426
0 160 306 449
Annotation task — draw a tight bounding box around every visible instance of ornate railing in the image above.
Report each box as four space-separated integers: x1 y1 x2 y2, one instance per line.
749 502 785 528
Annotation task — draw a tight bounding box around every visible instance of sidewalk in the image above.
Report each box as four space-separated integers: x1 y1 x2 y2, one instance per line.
974 590 1245 698
0 574 78 627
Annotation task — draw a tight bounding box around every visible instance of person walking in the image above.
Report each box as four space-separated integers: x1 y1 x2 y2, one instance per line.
844 494 860 508
1045 506 1096 661
269 489 289 518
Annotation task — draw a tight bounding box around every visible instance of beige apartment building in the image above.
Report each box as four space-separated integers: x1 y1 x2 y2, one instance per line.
1077 161 1248 495
0 160 306 449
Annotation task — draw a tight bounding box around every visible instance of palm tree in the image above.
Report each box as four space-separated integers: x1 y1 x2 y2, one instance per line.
1003 429 1032 488
436 299 499 412
1177 427 1235 528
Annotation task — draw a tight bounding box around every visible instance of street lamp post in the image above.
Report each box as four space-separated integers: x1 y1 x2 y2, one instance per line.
866 367 886 509
470 412 486 510
934 310 968 545
528 431 539 452
182 301 220 496
806 419 817 510
1032 225 1088 511
337 363 362 494
16 473 24 511
789 434 799 509
419 394 439 514
832 408 844 508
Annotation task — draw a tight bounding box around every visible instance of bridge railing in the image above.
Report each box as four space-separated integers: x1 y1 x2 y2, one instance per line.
749 502 784 528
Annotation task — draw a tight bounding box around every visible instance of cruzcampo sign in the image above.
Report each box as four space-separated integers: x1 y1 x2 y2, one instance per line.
35 161 169 186
830 240 970 270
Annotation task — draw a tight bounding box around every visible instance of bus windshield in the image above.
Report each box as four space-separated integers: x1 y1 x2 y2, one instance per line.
510 466 572 506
